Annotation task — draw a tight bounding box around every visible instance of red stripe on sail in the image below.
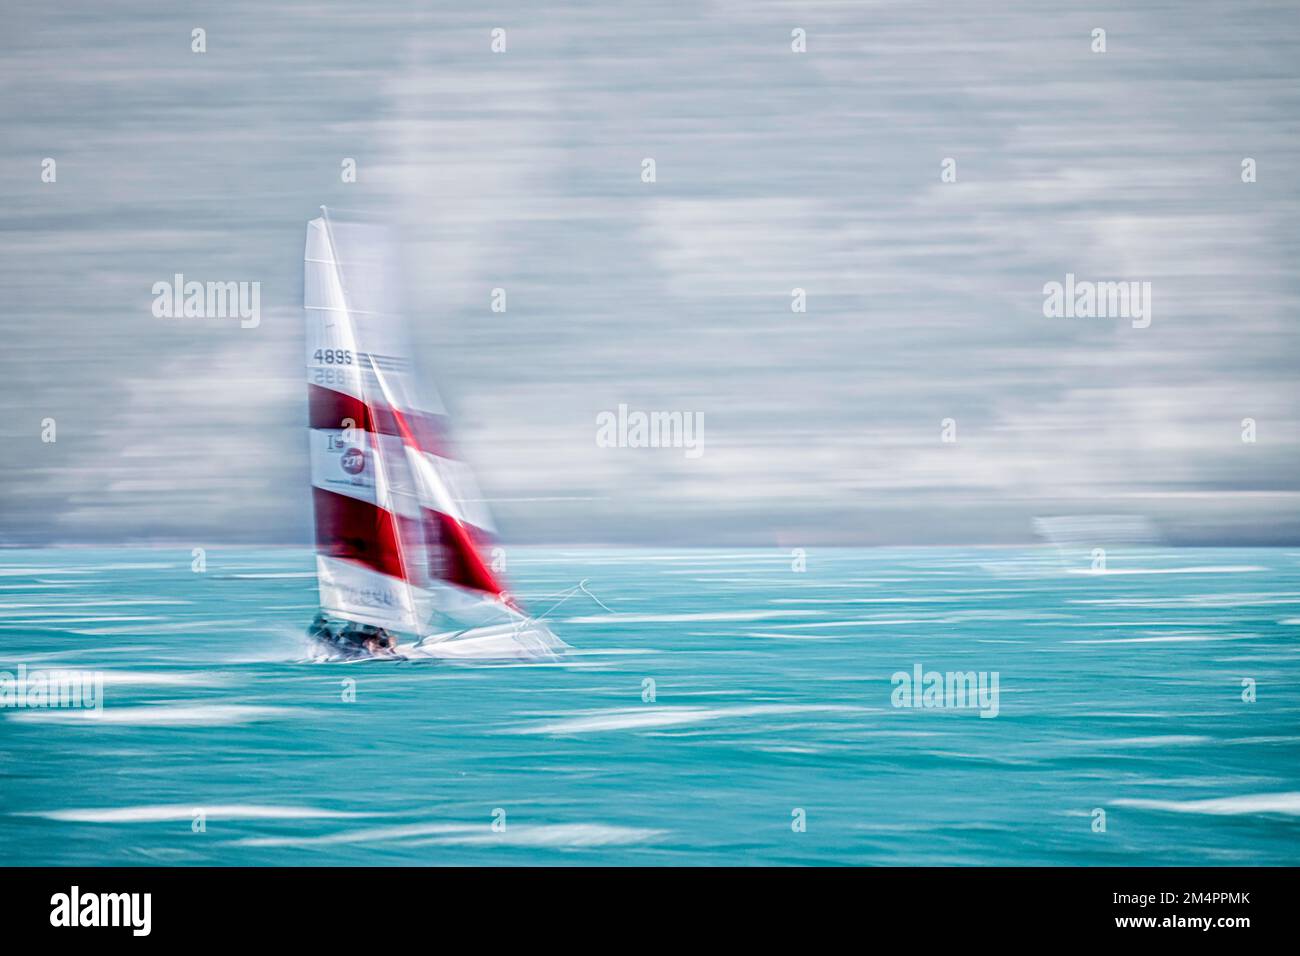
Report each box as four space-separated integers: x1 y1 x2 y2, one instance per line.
308 385 450 456
424 508 509 599
382 402 508 600
309 387 508 603
312 486 408 582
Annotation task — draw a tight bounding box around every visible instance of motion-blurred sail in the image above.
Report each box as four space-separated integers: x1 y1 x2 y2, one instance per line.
303 209 561 657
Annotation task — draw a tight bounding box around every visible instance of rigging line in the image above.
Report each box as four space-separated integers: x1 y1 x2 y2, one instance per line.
577 579 613 613
519 578 611 627
525 584 585 624
516 581 598 600
417 578 607 647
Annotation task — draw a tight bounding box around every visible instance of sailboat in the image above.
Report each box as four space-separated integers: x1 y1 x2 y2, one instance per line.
303 208 567 661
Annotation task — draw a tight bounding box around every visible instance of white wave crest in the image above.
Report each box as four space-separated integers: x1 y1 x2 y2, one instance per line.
6 704 289 725
235 821 664 848
16 804 368 823
418 823 665 847
505 703 868 735
1113 792 1300 816
1068 566 1265 576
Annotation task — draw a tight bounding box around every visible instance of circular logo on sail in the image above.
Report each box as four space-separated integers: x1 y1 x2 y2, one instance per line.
340 447 366 475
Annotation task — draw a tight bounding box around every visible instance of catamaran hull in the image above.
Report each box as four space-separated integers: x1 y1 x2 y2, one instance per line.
308 623 567 663
398 622 569 662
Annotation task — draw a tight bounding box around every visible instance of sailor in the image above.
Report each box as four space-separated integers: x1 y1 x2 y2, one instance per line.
307 612 333 642
334 622 398 658
307 614 390 658
357 625 398 658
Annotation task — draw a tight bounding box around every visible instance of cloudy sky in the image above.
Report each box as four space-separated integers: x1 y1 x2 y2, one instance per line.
3 1 1298 547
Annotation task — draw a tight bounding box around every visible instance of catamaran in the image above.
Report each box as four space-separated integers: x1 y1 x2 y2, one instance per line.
303 208 566 661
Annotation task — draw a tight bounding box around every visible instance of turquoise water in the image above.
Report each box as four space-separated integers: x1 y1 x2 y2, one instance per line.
1 547 1297 866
